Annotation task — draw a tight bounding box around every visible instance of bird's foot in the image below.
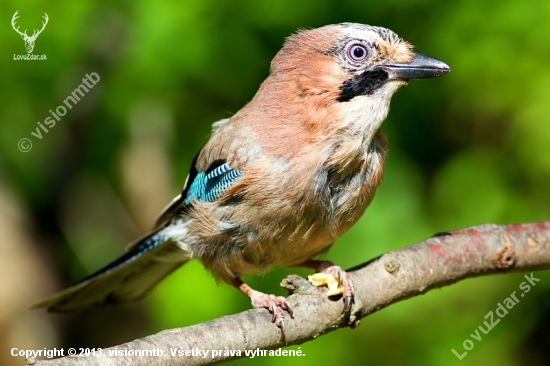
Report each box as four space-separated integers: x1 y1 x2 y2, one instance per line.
249 291 294 329
232 278 293 331
308 263 354 313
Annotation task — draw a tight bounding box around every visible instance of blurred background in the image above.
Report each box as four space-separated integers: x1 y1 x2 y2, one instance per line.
0 0 548 365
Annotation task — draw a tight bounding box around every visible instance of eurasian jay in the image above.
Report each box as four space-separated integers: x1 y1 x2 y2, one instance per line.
32 23 450 329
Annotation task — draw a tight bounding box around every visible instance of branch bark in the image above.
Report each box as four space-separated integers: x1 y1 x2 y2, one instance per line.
27 221 550 366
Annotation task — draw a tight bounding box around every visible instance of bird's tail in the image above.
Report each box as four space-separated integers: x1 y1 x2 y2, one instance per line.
31 223 191 313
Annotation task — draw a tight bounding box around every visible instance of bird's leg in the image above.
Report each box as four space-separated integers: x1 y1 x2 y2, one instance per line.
293 259 354 312
231 277 294 329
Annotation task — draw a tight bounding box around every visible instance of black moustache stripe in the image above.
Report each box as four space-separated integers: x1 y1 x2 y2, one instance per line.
337 69 389 102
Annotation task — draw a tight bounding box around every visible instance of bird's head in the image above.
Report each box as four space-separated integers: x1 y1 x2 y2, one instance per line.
266 23 450 136
272 23 450 102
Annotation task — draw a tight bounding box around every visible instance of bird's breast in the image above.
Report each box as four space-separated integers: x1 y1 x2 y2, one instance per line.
188 130 387 281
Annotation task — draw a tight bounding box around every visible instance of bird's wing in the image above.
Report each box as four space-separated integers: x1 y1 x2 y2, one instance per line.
33 165 239 313
32 117 241 313
183 160 242 204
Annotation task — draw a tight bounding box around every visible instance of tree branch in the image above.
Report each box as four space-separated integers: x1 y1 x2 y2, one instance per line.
28 221 550 366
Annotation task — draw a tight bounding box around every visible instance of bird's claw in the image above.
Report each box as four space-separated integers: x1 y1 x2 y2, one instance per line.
250 293 293 329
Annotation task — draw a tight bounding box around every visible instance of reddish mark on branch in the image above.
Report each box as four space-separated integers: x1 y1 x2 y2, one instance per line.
430 245 443 254
506 224 527 234
506 221 548 235
532 222 549 233
454 228 484 238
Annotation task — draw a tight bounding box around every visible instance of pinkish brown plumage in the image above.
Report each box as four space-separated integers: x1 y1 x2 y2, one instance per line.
32 23 449 331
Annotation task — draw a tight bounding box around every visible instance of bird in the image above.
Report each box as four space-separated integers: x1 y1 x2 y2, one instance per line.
32 23 450 330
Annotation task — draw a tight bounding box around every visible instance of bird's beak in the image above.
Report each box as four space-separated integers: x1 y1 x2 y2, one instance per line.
380 53 450 80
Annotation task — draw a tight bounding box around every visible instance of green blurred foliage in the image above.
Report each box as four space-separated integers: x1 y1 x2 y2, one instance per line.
0 0 548 365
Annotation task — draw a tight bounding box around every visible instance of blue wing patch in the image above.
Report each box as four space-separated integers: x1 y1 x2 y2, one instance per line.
184 162 242 205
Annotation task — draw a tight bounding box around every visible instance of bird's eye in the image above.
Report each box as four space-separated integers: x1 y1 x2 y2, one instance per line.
347 44 368 62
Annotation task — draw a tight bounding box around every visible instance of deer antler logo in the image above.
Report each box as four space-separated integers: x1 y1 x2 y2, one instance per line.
11 11 49 54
